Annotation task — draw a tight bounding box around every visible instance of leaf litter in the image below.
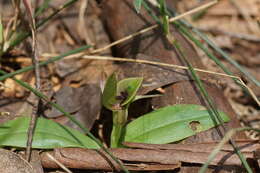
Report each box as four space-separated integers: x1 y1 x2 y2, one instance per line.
0 0 259 172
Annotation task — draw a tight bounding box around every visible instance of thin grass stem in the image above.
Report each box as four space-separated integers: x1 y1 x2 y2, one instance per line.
176 21 260 87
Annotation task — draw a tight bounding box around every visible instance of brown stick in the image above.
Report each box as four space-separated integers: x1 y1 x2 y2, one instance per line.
22 0 41 161
40 140 259 171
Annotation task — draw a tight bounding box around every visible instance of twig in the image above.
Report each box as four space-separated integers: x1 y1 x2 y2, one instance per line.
46 153 73 173
22 0 41 161
78 0 91 45
40 142 258 171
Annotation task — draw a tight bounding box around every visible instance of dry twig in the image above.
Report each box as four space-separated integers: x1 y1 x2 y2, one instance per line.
22 0 41 161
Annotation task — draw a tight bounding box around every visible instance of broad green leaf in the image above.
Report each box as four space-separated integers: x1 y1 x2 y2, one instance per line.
0 117 99 149
124 104 230 144
102 73 118 110
134 0 143 13
117 77 143 106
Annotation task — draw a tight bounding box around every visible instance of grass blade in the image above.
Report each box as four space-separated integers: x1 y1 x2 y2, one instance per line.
166 8 260 87
180 21 260 87
170 32 253 173
139 3 254 171
173 21 259 105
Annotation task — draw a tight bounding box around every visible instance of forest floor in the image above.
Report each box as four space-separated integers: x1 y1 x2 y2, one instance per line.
0 0 259 172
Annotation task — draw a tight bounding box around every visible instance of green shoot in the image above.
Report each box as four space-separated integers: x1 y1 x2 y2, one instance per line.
102 73 143 147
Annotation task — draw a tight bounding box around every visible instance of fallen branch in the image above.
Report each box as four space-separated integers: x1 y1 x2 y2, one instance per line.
40 140 259 171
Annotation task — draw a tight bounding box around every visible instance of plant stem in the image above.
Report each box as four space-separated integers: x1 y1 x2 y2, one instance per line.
111 109 128 148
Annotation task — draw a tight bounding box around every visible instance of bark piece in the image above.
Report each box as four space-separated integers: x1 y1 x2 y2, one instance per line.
124 140 260 154
0 149 37 173
26 150 44 173
41 148 180 171
41 140 259 171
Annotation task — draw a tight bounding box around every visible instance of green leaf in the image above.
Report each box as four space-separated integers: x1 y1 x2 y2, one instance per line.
0 117 99 149
117 77 143 106
134 0 143 13
102 73 118 110
124 104 230 144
